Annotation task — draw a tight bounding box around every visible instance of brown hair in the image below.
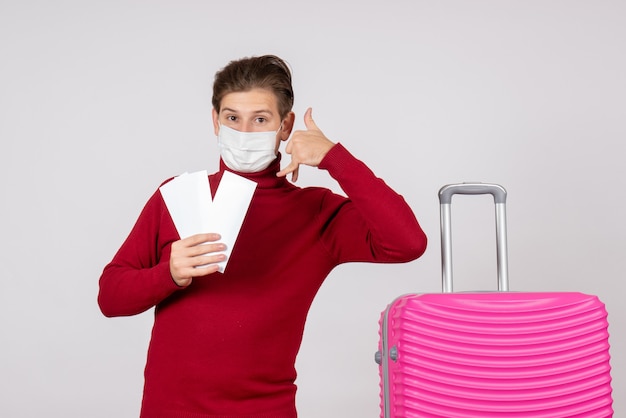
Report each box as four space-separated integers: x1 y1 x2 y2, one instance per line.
212 55 294 119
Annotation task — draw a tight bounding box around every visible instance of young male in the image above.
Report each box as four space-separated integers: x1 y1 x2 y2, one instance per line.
98 55 427 418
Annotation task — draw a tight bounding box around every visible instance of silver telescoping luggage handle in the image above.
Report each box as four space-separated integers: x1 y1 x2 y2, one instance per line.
439 183 510 293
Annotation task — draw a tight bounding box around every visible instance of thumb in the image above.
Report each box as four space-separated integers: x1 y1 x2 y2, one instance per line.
303 107 320 131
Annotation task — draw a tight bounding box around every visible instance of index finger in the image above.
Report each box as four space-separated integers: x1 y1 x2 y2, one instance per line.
181 233 222 246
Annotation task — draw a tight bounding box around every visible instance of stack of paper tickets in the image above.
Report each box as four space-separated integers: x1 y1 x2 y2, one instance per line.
159 170 257 273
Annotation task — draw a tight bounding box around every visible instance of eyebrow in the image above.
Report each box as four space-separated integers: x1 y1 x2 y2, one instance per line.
220 107 274 116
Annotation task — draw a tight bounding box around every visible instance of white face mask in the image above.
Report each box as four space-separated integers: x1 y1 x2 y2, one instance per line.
217 124 281 173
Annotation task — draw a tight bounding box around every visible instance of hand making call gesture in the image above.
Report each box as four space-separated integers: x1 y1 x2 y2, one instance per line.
277 108 335 182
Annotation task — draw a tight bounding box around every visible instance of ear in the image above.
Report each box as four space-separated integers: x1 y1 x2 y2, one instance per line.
211 108 220 136
279 111 296 142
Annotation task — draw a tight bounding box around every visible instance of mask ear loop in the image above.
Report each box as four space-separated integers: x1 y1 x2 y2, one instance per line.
275 123 285 143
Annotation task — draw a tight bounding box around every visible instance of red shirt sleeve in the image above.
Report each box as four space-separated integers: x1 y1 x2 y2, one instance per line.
317 143 427 263
97 189 182 317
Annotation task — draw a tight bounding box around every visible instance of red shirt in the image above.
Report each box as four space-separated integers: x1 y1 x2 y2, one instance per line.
98 144 427 417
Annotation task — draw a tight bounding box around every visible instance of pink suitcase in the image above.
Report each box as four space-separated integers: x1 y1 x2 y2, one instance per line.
376 183 613 417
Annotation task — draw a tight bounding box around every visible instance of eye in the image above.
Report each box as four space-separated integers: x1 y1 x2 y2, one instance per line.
255 117 267 124
226 115 237 122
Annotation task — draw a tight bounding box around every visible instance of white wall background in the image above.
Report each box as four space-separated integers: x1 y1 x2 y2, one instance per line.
1 0 624 416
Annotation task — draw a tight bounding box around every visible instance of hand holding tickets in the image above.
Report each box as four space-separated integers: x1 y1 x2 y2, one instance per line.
169 233 226 286
159 170 257 285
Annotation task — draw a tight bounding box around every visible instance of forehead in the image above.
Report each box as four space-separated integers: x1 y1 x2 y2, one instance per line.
219 88 280 115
